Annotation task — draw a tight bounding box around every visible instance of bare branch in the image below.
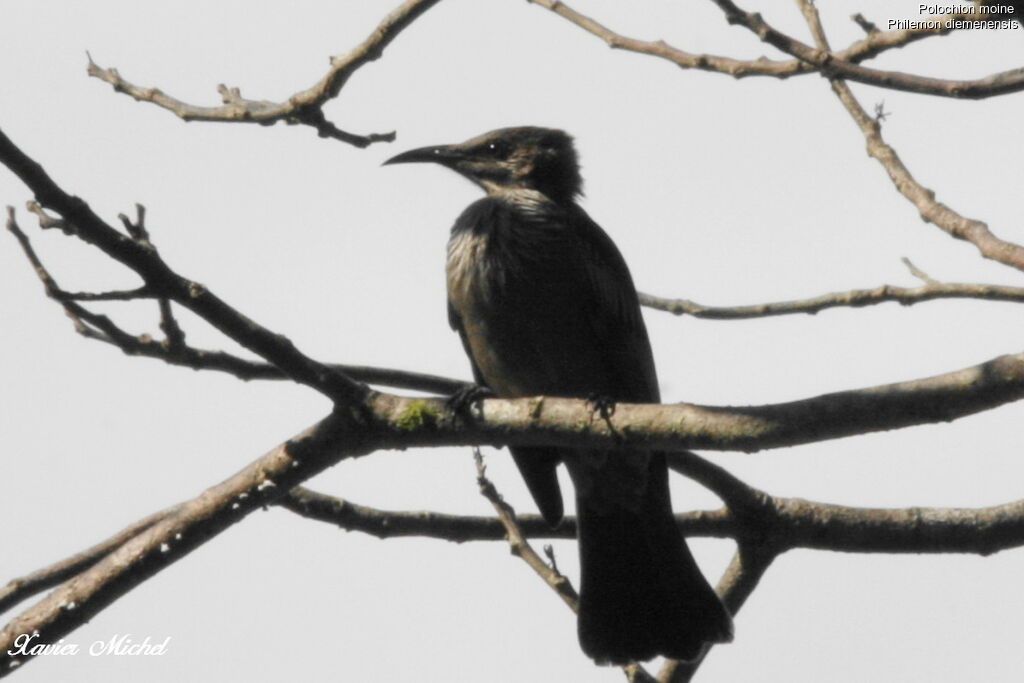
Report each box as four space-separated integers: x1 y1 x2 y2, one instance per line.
0 505 179 617
1 129 368 404
282 482 1024 557
62 287 154 302
707 0 1024 99
117 203 149 241
527 0 978 80
472 451 658 682
827 79 1024 273
639 277 1024 320
7 222 468 393
474 450 579 610
664 451 762 513
901 257 937 285
456 352 1024 454
797 0 832 52
11 203 1024 458
279 486 732 542
10 202 1024 454
16 451 1016 651
851 13 880 35
156 298 186 351
0 410 376 673
86 0 444 147
282 486 574 542
4 389 1022 673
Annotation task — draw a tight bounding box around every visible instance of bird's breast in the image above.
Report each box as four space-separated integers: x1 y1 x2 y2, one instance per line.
446 202 571 312
445 202 609 398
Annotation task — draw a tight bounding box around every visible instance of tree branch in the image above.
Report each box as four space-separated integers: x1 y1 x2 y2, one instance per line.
828 79 1024 272
0 410 379 675
706 0 1024 99
281 482 1024 557
12 452 1021 670
86 0 444 147
474 450 579 610
0 506 179 617
639 278 1024 320
10 206 1024 457
527 0 977 80
5 222 470 393
9 198 1024 453
472 451 658 682
0 129 367 404
282 486 575 542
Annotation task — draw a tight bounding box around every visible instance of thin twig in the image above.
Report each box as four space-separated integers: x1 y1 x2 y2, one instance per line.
639 279 1024 320
473 449 579 610
472 450 658 682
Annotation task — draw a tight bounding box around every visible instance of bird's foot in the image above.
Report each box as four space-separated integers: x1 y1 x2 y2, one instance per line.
447 384 494 417
586 393 617 421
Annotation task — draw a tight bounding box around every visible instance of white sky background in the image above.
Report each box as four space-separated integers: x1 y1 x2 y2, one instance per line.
2 1 1023 681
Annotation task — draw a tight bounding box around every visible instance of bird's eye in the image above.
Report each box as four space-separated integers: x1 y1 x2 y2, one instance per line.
485 141 510 158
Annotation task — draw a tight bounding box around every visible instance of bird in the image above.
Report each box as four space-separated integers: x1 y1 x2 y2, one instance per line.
385 126 733 664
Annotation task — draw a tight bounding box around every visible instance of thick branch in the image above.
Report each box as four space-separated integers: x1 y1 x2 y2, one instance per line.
86 0 443 147
0 411 380 674
0 506 178 617
445 352 1024 453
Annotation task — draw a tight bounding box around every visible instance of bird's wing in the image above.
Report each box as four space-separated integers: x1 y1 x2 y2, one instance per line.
569 205 660 404
448 300 565 525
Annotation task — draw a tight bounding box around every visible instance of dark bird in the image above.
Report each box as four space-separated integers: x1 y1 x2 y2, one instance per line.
385 127 732 664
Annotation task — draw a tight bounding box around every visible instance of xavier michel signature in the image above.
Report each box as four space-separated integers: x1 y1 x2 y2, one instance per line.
7 632 170 657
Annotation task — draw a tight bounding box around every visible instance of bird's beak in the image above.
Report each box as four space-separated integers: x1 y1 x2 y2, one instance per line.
383 144 464 167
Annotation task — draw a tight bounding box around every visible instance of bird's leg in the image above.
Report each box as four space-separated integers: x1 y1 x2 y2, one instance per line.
446 383 494 416
586 393 617 421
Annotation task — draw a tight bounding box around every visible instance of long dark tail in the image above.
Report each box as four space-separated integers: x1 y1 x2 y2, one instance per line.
575 453 733 664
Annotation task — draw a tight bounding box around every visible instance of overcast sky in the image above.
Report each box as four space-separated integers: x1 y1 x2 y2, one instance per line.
3 1 1024 681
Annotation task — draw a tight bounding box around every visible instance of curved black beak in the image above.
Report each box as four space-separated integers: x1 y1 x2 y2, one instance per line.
383 144 463 167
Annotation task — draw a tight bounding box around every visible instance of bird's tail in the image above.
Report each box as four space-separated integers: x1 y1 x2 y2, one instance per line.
575 453 733 665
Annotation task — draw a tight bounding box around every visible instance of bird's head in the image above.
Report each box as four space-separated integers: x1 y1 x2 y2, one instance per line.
384 127 583 203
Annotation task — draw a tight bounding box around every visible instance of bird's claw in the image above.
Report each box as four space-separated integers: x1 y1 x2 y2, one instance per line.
586 393 617 421
447 384 494 416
